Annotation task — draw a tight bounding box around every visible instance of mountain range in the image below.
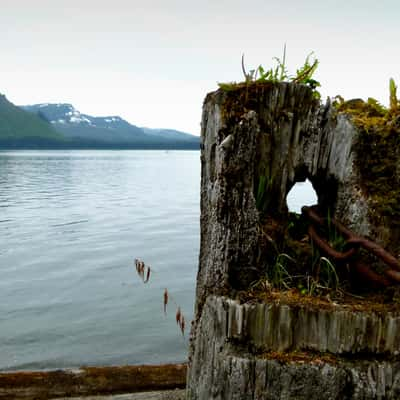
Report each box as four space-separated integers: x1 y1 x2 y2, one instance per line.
0 94 199 149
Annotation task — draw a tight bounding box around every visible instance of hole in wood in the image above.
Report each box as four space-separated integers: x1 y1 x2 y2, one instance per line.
287 179 317 214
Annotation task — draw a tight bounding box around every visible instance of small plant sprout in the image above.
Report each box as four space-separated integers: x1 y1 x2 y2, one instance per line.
319 257 340 290
292 52 319 88
255 44 289 83
268 253 294 290
255 171 274 213
241 54 257 82
219 45 321 98
389 78 398 112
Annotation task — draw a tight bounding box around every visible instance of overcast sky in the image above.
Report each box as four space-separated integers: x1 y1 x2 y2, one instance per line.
1 0 399 134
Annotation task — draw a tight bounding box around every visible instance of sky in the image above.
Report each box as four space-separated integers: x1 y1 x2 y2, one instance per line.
1 0 399 135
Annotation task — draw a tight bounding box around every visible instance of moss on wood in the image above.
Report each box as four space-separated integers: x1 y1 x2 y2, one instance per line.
336 98 400 226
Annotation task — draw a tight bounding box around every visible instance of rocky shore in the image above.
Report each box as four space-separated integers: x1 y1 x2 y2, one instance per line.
0 364 186 400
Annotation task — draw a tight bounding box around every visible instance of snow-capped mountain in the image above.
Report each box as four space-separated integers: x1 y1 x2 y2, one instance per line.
21 103 199 147
28 104 129 128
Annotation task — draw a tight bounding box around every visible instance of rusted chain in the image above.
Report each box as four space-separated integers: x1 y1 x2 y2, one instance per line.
352 261 392 287
346 236 400 272
308 225 357 262
382 268 400 283
301 205 400 287
302 206 354 240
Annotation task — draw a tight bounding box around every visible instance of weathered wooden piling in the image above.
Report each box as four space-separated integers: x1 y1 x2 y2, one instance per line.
187 82 400 399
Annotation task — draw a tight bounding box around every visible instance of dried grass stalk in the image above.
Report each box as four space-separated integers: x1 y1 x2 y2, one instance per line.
163 288 169 315
144 267 151 283
135 258 150 283
180 315 185 336
175 307 185 336
176 307 181 325
134 258 186 337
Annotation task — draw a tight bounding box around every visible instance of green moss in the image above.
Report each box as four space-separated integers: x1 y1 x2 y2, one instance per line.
335 98 400 225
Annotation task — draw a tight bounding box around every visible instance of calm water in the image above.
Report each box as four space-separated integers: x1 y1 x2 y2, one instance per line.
0 150 200 371
0 150 315 371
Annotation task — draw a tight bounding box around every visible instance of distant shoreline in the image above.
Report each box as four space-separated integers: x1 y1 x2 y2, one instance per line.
0 141 200 151
0 147 200 151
